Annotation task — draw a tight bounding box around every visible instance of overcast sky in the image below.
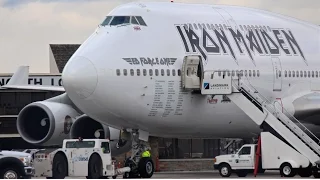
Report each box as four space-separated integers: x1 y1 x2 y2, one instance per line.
0 0 319 73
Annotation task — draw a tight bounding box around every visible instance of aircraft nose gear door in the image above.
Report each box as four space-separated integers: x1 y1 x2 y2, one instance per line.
271 57 282 91
182 55 202 90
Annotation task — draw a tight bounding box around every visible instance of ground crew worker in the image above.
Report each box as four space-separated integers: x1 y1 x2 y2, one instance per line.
141 146 151 158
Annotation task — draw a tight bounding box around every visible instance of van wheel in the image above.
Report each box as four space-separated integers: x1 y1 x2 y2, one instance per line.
52 153 67 179
280 163 296 177
1 167 21 179
87 154 103 179
138 157 154 178
219 164 232 177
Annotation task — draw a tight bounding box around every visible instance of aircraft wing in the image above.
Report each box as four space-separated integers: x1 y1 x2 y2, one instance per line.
1 66 65 92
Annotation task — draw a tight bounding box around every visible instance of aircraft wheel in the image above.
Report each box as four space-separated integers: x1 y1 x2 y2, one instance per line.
52 153 68 179
138 157 154 178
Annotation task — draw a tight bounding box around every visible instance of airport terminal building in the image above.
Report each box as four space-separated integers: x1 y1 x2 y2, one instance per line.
0 44 247 171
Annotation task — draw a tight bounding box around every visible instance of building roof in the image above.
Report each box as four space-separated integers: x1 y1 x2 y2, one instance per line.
50 44 80 73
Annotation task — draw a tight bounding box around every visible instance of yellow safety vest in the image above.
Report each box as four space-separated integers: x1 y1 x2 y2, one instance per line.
142 150 151 157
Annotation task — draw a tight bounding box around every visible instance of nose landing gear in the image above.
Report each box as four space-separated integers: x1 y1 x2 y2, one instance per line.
123 129 154 179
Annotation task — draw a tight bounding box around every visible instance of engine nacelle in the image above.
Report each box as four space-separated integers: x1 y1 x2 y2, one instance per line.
17 101 80 146
70 115 132 156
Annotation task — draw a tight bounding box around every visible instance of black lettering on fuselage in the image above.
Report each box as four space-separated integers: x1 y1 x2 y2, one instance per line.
183 28 207 60
255 29 269 54
273 30 290 55
260 30 279 55
229 28 254 63
214 29 236 59
246 30 263 55
202 28 220 54
281 30 305 60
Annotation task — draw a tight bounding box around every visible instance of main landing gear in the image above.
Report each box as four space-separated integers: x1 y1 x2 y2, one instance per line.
123 129 154 179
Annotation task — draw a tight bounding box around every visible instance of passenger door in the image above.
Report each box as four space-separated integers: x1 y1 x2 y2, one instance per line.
234 146 253 169
271 57 282 91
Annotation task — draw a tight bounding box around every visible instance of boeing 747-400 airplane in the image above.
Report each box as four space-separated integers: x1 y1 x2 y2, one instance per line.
3 2 320 178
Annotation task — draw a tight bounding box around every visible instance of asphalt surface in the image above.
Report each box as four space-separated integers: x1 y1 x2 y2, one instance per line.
32 171 314 179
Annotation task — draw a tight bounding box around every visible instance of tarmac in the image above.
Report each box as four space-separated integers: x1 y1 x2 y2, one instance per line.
32 170 313 179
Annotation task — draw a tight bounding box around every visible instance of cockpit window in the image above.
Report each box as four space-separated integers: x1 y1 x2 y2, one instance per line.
110 16 130 26
101 16 113 26
100 16 147 26
131 16 139 25
135 16 147 26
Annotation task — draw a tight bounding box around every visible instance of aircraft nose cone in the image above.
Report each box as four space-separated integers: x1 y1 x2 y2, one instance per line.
62 56 98 99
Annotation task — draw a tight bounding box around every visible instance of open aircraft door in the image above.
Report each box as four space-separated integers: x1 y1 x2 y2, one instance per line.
181 55 203 90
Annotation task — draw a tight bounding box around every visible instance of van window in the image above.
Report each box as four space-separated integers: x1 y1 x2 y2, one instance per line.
238 146 251 155
66 141 95 148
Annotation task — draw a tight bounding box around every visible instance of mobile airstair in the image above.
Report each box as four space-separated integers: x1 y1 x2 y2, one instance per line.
182 56 320 170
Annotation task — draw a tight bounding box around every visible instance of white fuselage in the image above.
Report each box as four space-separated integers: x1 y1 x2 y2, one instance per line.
61 2 320 138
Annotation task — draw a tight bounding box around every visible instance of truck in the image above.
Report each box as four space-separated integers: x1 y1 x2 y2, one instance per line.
0 150 34 179
33 138 131 179
213 132 313 178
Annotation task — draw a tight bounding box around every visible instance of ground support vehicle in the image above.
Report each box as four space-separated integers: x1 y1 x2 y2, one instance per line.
33 138 130 179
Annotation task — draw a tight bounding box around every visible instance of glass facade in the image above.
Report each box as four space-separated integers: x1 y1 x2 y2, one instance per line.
158 138 247 159
0 90 62 135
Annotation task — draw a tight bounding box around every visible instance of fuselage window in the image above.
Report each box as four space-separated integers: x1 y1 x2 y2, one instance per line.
155 69 159 76
296 71 299 77
167 69 170 76
130 69 134 76
285 70 287 77
292 71 295 77
219 24 223 30
253 70 256 77
135 16 147 26
215 24 219 30
227 70 231 77
198 24 202 29
188 24 193 30
288 71 291 77
222 70 226 77
110 16 130 26
257 70 260 77
143 69 147 76
178 69 181 76
223 24 227 30
172 69 176 76
123 69 127 76
304 71 307 77
116 69 120 76
161 69 165 76
149 69 153 76
300 71 303 77
218 70 221 76
249 70 252 77
245 70 248 77
308 71 310 77
131 16 139 25
137 69 141 76
240 25 243 31
184 24 188 29
312 71 315 77
101 16 113 26
232 70 235 77
278 70 281 77
316 71 319 78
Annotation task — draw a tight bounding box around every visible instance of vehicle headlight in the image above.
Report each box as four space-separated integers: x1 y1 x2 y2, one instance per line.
19 156 32 167
213 158 217 163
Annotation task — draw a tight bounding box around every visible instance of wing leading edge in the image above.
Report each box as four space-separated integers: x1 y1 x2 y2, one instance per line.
1 66 65 92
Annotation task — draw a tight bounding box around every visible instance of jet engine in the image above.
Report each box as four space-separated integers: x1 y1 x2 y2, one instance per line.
70 115 132 156
17 101 80 146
